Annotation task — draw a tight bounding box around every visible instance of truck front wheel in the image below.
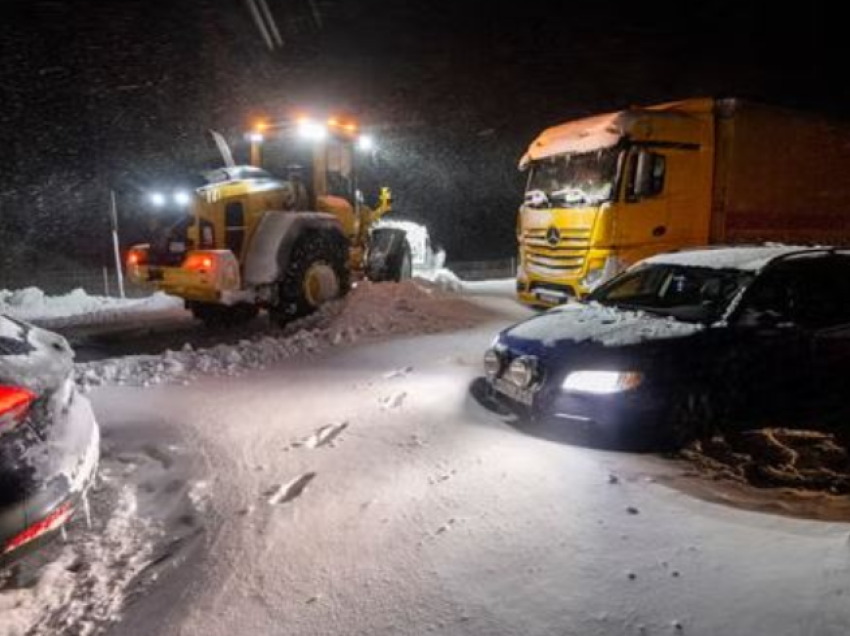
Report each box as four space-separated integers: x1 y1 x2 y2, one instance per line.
272 232 350 325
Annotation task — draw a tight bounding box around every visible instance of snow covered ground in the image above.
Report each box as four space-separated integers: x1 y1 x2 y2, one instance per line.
4 280 850 636
0 287 183 327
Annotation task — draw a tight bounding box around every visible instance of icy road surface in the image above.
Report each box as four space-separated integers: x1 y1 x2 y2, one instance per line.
5 281 850 636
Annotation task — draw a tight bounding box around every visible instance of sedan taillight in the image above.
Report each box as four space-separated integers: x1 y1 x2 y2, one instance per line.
0 385 36 435
2 502 73 556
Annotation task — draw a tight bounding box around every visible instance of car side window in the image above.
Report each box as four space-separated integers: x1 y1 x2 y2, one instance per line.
737 268 794 326
791 256 850 329
740 257 850 330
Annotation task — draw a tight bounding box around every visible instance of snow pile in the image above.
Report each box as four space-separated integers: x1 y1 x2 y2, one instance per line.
77 280 482 388
416 268 464 292
507 301 702 347
683 429 850 493
416 268 515 297
0 287 182 322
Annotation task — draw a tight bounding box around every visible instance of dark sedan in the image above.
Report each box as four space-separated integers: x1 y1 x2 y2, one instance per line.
0 315 99 566
485 246 850 449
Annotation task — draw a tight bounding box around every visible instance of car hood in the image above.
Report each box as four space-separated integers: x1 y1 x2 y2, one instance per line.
0 315 74 392
502 302 704 354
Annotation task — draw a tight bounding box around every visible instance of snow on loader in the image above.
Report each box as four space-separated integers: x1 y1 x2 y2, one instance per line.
126 117 413 328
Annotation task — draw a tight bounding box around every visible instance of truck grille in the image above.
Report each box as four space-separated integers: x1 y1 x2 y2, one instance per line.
521 227 590 275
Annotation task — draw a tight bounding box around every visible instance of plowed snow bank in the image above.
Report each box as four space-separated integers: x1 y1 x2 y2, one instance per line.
0 287 181 322
77 281 486 388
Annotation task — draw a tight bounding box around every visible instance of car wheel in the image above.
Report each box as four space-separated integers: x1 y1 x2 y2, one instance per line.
664 388 717 450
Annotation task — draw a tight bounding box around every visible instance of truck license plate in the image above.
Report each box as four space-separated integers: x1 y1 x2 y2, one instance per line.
536 291 563 305
492 377 534 406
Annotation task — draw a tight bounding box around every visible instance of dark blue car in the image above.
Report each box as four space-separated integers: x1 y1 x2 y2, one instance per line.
484 246 850 449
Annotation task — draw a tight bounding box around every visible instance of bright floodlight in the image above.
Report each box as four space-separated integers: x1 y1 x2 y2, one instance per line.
298 120 327 141
149 191 167 207
357 135 375 151
173 190 191 207
248 132 264 143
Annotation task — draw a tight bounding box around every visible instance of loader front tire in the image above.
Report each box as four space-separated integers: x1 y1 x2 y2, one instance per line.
271 231 349 325
367 228 412 283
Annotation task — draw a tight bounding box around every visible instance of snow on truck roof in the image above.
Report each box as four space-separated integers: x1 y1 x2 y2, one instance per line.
519 98 715 168
519 111 623 168
639 245 829 272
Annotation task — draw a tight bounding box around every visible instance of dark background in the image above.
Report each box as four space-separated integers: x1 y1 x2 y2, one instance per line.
1 0 847 277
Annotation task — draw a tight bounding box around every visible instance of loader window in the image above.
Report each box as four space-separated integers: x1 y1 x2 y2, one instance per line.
225 201 246 257
326 140 354 199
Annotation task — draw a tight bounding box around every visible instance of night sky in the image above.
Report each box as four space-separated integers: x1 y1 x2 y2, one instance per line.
1 0 847 277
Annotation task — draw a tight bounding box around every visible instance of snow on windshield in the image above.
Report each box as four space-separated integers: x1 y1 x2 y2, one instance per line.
525 148 619 208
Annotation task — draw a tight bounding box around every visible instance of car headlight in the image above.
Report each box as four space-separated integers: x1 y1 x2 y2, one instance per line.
507 356 536 388
562 370 643 394
483 348 502 378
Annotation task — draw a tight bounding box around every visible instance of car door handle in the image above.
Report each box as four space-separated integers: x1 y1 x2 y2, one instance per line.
652 225 667 237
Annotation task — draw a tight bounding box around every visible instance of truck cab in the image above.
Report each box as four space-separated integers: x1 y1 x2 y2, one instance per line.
517 98 716 307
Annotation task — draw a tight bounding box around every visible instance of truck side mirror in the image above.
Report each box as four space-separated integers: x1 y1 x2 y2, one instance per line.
629 150 666 200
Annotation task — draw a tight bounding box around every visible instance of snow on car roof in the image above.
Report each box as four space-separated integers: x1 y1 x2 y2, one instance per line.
638 245 826 272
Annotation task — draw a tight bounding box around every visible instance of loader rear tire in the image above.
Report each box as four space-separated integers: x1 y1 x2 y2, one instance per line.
271 231 350 326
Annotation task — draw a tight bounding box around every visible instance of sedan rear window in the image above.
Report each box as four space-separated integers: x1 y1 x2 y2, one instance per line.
589 264 754 323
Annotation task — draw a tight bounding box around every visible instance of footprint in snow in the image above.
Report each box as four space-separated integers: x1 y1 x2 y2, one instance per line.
266 473 317 505
292 422 349 449
379 391 407 410
383 366 414 380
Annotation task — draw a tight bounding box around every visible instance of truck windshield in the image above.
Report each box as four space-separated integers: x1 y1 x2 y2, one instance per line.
525 147 620 208
588 264 755 323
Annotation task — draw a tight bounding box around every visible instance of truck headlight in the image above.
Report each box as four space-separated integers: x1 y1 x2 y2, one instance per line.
581 256 625 291
562 371 643 394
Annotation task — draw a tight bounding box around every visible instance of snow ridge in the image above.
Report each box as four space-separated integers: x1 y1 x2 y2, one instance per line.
76 281 479 389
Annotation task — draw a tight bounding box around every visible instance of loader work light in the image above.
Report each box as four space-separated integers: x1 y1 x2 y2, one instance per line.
173 191 191 207
357 135 375 151
298 119 328 141
149 192 167 207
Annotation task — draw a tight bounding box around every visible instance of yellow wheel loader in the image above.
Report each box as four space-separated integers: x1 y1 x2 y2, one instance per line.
126 117 412 328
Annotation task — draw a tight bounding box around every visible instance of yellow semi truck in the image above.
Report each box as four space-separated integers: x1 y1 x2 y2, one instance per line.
516 97 850 307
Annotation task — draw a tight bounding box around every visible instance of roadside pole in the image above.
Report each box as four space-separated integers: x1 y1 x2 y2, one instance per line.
109 190 126 299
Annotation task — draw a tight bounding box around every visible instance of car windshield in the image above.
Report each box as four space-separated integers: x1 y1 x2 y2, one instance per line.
525 147 621 208
588 264 755 323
